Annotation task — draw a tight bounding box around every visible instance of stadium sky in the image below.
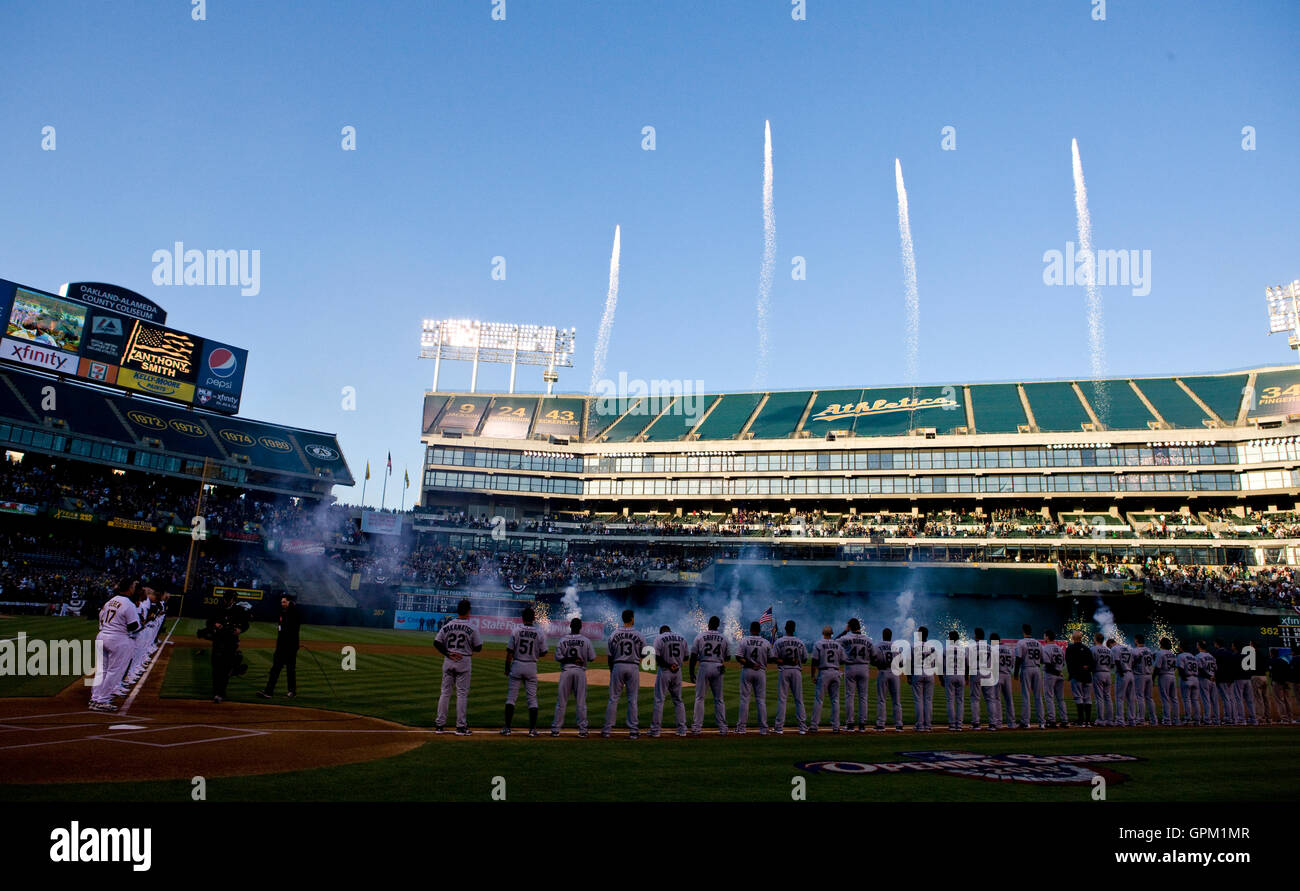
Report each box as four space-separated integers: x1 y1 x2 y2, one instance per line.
0 1 1296 507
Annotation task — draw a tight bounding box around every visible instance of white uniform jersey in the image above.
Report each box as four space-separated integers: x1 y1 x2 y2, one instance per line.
737 635 772 670
996 643 1016 678
507 625 548 663
97 595 140 637
436 618 483 658
1016 637 1044 669
691 630 731 664
655 632 689 670
1111 644 1133 674
555 633 596 667
839 632 872 665
1090 644 1114 675
607 628 646 665
773 635 807 668
1196 651 1217 681
1042 642 1066 675
1154 649 1178 676
1132 646 1155 676
811 638 845 671
1176 652 1199 679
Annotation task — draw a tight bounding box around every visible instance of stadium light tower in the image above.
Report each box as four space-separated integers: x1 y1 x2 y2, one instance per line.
1265 280 1300 352
420 319 576 394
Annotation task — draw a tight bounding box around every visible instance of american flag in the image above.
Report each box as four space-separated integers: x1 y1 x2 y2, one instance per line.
758 605 774 625
128 324 194 360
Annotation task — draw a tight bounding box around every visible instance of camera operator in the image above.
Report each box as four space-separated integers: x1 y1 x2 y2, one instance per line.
198 591 250 703
258 594 301 699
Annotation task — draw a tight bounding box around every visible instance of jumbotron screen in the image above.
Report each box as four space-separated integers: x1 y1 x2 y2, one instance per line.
0 277 247 414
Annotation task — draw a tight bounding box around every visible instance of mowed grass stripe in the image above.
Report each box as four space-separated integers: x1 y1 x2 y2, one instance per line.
2 726 1295 803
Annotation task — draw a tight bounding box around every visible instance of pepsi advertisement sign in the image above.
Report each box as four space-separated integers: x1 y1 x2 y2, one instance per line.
194 339 247 413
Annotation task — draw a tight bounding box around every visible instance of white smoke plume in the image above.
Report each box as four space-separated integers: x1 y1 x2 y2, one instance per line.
893 589 917 640
560 585 581 620
1093 599 1118 641
754 119 776 388
1072 138 1108 422
895 158 919 384
589 224 621 394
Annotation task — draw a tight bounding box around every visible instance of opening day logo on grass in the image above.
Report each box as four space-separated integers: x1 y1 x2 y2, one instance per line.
797 751 1143 785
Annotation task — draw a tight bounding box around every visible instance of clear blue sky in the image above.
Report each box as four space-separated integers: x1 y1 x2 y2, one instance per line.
1 1 1296 506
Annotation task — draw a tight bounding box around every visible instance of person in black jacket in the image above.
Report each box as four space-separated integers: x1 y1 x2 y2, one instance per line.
259 595 301 699
199 592 250 703
1065 630 1096 727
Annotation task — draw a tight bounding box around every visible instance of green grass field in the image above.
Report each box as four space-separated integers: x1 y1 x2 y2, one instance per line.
4 615 1299 802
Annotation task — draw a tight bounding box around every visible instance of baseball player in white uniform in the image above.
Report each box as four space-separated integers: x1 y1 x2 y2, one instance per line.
942 630 965 732
1015 624 1045 729
772 620 808 734
1232 640 1259 726
1111 639 1136 726
1131 634 1156 725
89 579 141 712
735 622 773 735
1195 641 1220 725
434 598 483 735
651 625 689 737
967 628 995 730
551 617 597 737
1041 630 1068 728
603 609 646 738
501 606 548 737
873 627 903 731
690 615 730 735
810 626 845 733
1176 645 1202 726
910 626 937 732
1090 634 1115 726
839 619 872 732
1154 638 1179 726
990 633 1016 730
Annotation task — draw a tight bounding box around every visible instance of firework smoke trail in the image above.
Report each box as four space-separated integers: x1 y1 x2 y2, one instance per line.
894 159 919 383
589 224 621 394
1072 139 1108 422
1093 599 1123 644
754 120 776 388
893 590 916 640
560 585 581 620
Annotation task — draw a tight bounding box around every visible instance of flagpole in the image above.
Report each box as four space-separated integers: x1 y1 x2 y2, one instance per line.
381 466 389 510
361 461 369 508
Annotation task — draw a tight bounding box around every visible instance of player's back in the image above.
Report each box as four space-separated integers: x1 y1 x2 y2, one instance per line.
437 618 480 657
1112 645 1133 672
655 632 688 668
840 632 871 665
739 634 771 669
1017 637 1043 667
608 627 645 663
98 596 138 636
556 633 594 667
1155 650 1177 674
693 629 729 662
774 635 806 667
1042 643 1065 672
997 644 1016 675
509 625 547 662
1134 647 1154 673
1091 645 1114 672
1197 652 1216 679
811 638 843 670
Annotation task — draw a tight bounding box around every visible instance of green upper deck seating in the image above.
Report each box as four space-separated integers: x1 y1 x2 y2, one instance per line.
1180 374 1248 423
1076 380 1156 430
748 391 813 439
695 393 762 440
588 396 639 439
1133 378 1213 428
643 395 716 441
601 396 671 442
1022 381 1091 432
968 383 1027 433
